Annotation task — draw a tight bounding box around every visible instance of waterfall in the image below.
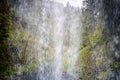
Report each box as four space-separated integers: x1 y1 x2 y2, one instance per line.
8 0 83 80
53 4 64 80
2 0 120 80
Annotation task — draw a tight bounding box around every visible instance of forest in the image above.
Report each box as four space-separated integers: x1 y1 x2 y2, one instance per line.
0 0 120 80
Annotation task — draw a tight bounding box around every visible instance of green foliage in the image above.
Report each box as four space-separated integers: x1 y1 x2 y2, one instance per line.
109 61 120 71
78 46 90 65
0 1 38 78
62 57 68 71
0 1 13 78
0 13 11 41
88 26 101 45
77 2 108 79
98 71 107 79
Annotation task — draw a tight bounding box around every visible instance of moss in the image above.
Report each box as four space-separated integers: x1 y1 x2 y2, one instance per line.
98 72 107 79
96 57 103 65
78 46 91 65
88 26 101 46
22 62 38 73
0 0 39 78
62 57 68 71
0 0 13 78
109 61 120 71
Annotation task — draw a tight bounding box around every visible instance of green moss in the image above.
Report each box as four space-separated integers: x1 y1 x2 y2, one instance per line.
88 26 101 45
22 62 38 73
109 61 120 71
0 1 39 78
62 57 68 71
0 0 13 78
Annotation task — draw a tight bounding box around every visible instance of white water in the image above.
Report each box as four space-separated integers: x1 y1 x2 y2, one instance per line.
53 4 64 80
54 0 83 7
14 0 83 80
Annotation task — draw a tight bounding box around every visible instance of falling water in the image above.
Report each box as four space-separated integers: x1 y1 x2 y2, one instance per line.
8 0 83 80
53 4 64 80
